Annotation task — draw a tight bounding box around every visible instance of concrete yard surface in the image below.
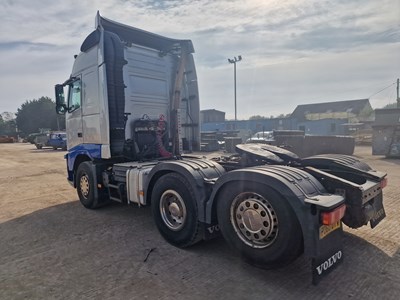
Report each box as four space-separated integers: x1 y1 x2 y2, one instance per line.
0 143 399 299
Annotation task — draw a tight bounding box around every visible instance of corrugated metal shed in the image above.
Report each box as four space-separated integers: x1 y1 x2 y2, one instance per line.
291 99 371 122
373 108 400 126
200 109 225 123
372 108 400 156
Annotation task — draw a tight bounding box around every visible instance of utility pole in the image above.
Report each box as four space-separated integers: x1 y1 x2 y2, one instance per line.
397 78 399 108
228 56 242 122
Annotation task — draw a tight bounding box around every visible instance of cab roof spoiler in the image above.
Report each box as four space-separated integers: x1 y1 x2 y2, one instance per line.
95 11 194 54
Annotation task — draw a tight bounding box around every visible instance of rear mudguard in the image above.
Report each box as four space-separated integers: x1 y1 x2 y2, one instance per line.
145 157 225 223
300 154 386 181
206 165 345 259
301 154 387 228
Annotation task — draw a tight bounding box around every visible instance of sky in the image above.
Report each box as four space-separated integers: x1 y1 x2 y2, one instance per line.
0 0 399 119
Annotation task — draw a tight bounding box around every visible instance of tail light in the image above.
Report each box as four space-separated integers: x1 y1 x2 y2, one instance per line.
380 177 388 189
321 204 346 225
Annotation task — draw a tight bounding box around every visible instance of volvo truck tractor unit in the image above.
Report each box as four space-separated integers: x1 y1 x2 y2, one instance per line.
55 13 388 284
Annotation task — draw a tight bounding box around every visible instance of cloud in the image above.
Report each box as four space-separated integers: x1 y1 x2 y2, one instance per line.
198 43 399 118
0 41 56 51
285 26 400 51
0 0 398 118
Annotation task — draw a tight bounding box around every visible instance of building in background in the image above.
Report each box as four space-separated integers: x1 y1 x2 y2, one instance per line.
200 99 373 138
200 109 225 123
291 99 373 136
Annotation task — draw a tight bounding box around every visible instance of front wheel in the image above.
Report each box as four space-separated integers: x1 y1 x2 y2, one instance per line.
217 182 303 269
151 173 201 248
76 162 108 209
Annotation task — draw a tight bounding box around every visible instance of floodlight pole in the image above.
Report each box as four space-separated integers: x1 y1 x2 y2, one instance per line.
397 78 399 108
228 56 242 121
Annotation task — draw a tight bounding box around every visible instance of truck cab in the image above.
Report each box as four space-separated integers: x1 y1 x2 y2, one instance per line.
56 12 200 183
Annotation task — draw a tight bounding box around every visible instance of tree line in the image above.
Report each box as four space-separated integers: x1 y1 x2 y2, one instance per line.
0 96 65 138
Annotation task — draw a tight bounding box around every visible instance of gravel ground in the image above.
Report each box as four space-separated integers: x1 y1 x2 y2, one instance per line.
0 143 399 299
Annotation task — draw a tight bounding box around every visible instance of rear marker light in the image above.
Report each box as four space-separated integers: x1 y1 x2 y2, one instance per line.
321 204 346 225
380 177 388 189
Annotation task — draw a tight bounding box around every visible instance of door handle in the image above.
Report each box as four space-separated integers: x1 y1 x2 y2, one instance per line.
78 132 82 137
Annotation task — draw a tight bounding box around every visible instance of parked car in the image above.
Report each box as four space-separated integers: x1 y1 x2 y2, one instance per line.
48 132 67 150
246 131 274 144
34 134 50 149
27 133 44 144
0 135 14 143
34 132 67 150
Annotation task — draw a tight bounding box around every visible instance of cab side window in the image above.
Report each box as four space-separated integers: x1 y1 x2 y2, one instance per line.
68 80 81 112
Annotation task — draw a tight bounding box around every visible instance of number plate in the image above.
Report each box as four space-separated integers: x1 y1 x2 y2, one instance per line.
370 194 386 228
319 221 341 239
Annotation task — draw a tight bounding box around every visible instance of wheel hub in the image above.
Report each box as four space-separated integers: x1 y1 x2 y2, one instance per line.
242 209 263 232
231 193 279 248
80 175 90 199
160 190 187 231
168 202 181 218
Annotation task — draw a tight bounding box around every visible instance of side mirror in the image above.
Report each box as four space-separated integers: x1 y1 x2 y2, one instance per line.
55 84 67 115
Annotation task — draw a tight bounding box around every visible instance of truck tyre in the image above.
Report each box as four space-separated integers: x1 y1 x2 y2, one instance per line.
36 144 42 149
53 146 58 150
76 162 105 209
217 182 303 269
151 173 201 248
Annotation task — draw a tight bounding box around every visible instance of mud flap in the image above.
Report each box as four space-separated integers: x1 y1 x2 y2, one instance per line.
203 223 221 240
311 224 344 285
370 193 386 228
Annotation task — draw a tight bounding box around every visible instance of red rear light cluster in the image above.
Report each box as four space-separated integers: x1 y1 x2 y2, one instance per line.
321 204 346 225
380 177 388 189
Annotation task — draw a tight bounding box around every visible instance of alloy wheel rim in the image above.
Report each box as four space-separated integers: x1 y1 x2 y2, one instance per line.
230 192 279 248
159 190 187 231
80 174 90 199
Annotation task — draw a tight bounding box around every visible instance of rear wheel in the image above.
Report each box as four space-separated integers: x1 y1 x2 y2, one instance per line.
217 182 303 269
151 173 201 248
